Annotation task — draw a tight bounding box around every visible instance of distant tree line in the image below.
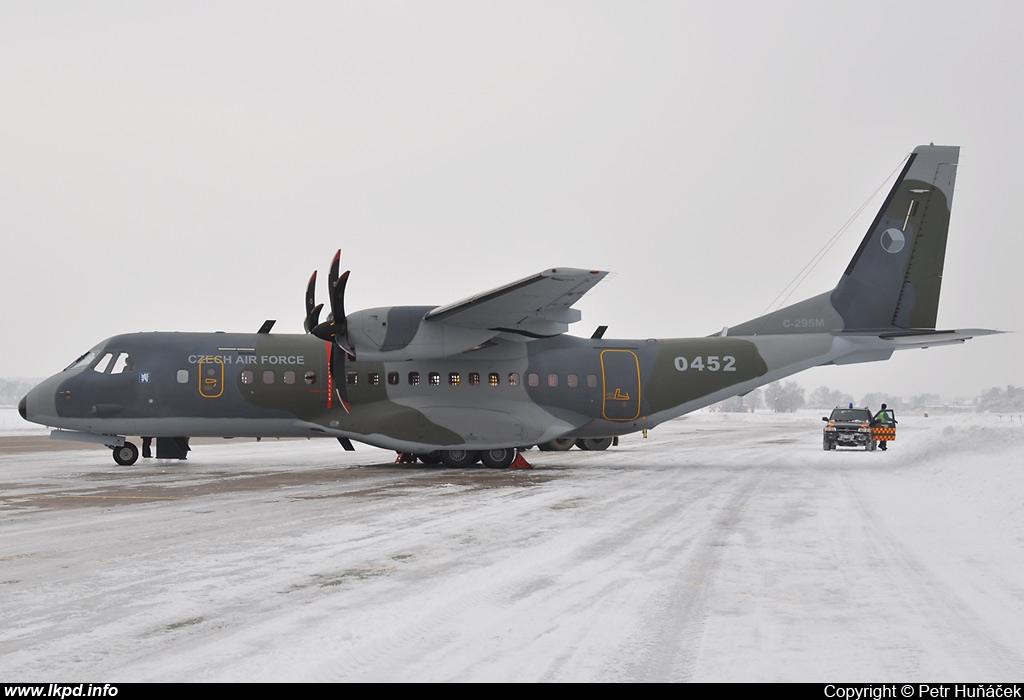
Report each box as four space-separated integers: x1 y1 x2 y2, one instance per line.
718 388 763 413
976 386 1024 413
712 381 1023 414
714 382 806 413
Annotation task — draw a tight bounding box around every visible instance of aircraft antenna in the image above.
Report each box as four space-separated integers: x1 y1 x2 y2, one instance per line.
756 153 911 319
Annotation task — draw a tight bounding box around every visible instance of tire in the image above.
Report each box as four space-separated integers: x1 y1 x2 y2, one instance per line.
575 437 614 452
417 452 442 465
540 438 574 452
113 442 140 466
823 437 831 451
480 448 517 469
440 449 479 468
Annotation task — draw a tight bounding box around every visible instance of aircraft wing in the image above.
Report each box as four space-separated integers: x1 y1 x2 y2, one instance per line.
425 268 608 338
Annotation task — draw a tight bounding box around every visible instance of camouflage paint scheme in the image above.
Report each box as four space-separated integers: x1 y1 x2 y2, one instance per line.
20 145 997 456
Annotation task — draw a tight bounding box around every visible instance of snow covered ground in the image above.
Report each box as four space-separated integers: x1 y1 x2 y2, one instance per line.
0 407 47 436
1 410 1023 682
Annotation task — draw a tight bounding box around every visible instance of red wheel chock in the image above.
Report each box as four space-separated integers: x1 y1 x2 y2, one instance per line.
509 452 533 470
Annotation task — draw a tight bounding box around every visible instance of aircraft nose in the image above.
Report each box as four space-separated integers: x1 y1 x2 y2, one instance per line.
19 395 27 420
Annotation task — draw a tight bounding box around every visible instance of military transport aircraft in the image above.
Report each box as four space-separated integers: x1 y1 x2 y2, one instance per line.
19 145 998 468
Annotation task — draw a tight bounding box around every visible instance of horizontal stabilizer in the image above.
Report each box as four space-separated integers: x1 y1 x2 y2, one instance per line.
879 328 1005 349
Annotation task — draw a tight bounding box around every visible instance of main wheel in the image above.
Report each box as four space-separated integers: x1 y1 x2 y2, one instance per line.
440 449 479 468
417 452 442 465
113 442 140 466
576 437 614 451
480 448 517 469
539 438 574 452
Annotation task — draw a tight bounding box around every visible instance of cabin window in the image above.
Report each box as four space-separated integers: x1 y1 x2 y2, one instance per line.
304 371 317 385
284 371 296 385
587 374 598 388
369 372 380 386
489 373 500 386
347 372 358 385
429 372 441 386
262 370 275 384
409 371 420 386
388 372 399 385
508 373 519 387
469 372 480 386
241 370 254 385
567 373 579 388
177 370 189 384
547 374 558 387
449 372 461 386
527 373 539 387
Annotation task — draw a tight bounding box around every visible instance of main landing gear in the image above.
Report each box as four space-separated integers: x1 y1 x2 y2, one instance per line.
396 448 531 469
536 437 616 451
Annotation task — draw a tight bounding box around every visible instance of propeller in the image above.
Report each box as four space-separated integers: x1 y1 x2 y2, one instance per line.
303 271 323 333
304 250 354 412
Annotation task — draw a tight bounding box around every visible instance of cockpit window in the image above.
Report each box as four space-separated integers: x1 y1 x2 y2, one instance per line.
64 351 97 371
111 353 135 374
90 352 135 374
93 353 114 373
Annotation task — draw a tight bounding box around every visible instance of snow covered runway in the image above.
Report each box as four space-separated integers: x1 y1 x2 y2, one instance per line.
2 412 1023 681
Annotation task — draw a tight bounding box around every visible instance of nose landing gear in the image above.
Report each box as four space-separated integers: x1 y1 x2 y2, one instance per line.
112 442 139 466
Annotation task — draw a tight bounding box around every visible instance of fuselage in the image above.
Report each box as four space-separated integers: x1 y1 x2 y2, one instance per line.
20 328 835 453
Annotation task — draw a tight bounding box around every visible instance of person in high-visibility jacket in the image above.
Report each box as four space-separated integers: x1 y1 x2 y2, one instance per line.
873 403 897 451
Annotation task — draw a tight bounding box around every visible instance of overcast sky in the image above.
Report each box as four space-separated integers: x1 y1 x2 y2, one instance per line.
1 1 1020 399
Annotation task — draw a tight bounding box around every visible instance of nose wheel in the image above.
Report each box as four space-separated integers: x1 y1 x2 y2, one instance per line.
112 442 140 466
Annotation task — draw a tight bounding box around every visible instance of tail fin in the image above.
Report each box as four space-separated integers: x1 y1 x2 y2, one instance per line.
729 145 959 337
831 144 959 330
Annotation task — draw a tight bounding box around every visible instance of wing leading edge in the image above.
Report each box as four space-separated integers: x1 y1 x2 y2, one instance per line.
426 268 608 338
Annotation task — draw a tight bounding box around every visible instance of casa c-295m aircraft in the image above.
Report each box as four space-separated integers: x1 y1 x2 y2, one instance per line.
20 145 998 468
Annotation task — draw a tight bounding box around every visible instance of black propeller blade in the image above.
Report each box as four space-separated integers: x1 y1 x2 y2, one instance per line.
311 250 352 351
304 250 354 412
304 271 323 333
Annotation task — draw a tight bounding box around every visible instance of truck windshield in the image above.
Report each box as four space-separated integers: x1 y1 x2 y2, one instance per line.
830 409 871 422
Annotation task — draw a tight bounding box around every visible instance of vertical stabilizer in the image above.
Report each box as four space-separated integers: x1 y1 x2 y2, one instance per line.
831 144 959 330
